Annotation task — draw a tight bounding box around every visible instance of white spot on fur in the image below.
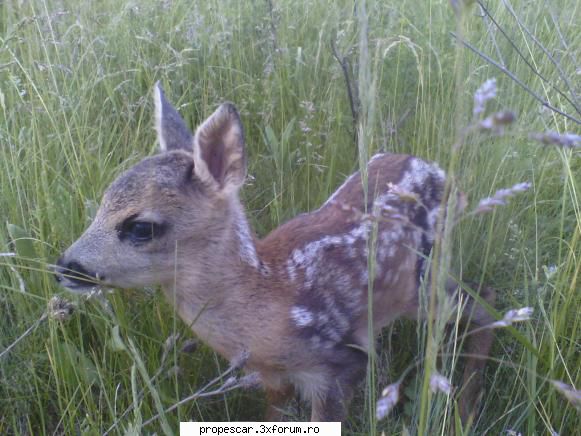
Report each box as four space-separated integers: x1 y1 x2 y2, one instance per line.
286 259 297 282
291 306 314 327
286 155 447 348
292 248 306 266
374 226 404 266
361 268 369 286
374 158 444 210
378 245 387 262
427 207 440 241
372 158 445 261
373 193 404 220
346 245 357 258
404 158 445 190
288 220 372 291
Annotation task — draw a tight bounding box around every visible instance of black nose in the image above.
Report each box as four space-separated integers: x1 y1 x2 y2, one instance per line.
55 257 98 286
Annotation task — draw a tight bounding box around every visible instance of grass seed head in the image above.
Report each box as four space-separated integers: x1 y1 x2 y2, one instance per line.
551 380 581 411
429 372 453 395
376 381 401 420
239 372 262 390
530 131 581 148
473 78 497 117
47 296 76 322
161 333 180 363
475 182 532 214
221 376 239 390
478 111 516 133
492 307 534 328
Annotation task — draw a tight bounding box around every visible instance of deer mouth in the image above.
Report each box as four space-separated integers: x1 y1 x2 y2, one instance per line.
53 259 103 293
58 280 100 294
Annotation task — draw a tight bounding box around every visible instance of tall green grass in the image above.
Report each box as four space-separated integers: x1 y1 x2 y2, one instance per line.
0 0 579 434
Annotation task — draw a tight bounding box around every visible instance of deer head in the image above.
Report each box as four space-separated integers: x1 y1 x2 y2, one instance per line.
55 83 249 292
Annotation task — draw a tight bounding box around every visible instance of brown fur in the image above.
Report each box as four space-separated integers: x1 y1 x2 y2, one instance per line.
55 84 494 422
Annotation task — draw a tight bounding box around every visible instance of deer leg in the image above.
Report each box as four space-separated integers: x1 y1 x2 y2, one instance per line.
447 280 496 422
310 346 367 422
311 384 352 422
265 384 294 421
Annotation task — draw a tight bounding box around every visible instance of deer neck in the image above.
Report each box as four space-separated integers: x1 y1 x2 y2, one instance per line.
160 199 273 356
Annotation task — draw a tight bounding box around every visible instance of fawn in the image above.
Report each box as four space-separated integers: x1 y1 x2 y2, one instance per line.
55 83 495 422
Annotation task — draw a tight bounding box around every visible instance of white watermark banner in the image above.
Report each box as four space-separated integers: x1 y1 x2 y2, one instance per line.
180 422 341 435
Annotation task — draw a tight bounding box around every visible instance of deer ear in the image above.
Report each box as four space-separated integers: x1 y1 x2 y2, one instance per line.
193 103 246 194
153 82 193 152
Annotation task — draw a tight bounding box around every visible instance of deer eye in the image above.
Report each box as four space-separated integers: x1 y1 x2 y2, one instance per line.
118 218 166 244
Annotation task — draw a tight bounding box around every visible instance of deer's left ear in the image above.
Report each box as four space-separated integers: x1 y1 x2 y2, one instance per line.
153 82 193 152
193 103 246 195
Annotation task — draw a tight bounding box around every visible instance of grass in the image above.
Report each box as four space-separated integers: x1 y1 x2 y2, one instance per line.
0 0 579 434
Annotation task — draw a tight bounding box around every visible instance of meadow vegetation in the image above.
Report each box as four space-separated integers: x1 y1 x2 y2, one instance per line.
0 0 579 434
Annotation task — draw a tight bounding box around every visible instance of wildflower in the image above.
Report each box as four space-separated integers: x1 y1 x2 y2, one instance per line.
47 295 76 321
530 131 581 148
376 381 401 420
475 182 532 214
491 307 534 328
473 78 497 116
430 371 453 395
551 380 581 411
